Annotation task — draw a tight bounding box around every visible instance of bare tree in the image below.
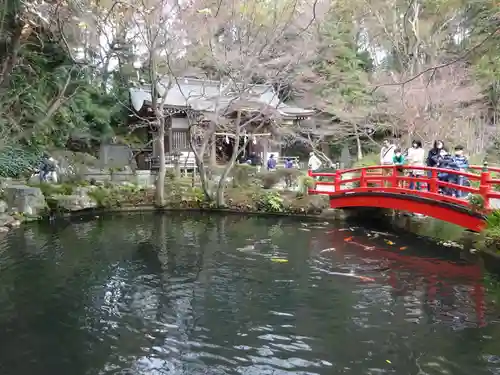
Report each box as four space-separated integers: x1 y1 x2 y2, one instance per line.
129 0 190 206
378 64 489 152
170 0 325 206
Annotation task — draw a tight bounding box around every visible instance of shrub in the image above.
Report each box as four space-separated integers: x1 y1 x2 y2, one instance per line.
254 191 284 212
87 187 120 208
0 145 41 178
468 193 485 211
259 169 301 189
298 175 316 196
87 185 154 208
483 210 500 247
231 164 258 187
486 210 500 228
32 182 74 197
164 169 176 180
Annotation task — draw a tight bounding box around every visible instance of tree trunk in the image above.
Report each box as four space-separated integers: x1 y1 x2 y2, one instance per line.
215 112 242 207
0 15 23 90
198 161 213 200
215 157 237 207
189 120 215 202
155 120 166 207
354 123 363 160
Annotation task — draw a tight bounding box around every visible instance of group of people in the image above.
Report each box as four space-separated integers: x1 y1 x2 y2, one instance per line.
380 139 470 198
242 152 303 172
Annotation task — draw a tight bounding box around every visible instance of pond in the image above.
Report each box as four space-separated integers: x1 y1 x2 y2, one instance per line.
0 212 499 375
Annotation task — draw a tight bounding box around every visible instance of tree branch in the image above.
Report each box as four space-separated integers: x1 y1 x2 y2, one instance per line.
371 26 500 94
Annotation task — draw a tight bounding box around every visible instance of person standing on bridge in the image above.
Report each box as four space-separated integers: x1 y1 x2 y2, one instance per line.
392 148 406 187
407 140 425 190
380 139 396 186
451 145 469 198
426 140 446 191
426 140 445 168
437 149 458 196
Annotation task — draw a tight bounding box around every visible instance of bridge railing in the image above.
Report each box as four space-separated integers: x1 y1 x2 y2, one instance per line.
307 164 500 210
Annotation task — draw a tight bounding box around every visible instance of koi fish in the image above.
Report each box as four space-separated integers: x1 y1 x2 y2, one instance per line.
271 258 288 263
327 271 375 282
320 247 336 253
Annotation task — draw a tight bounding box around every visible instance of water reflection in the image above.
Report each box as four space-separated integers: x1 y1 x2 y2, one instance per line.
0 213 497 375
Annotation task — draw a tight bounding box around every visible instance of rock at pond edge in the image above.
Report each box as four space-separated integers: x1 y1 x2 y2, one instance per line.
4 185 47 216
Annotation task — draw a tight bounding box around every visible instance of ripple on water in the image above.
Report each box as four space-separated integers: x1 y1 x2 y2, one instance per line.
0 214 498 375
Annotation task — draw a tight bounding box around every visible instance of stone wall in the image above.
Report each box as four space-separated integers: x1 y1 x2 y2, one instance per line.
99 144 135 169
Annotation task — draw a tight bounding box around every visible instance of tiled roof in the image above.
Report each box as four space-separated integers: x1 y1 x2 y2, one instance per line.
129 77 314 118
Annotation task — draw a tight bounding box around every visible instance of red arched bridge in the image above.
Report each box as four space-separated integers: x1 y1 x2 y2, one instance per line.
307 164 500 232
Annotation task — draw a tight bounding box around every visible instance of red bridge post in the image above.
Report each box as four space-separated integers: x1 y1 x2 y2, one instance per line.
335 170 341 191
360 168 367 188
429 169 438 193
479 161 491 210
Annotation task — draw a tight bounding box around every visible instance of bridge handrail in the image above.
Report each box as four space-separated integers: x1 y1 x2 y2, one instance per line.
470 165 500 174
311 164 485 178
307 164 499 210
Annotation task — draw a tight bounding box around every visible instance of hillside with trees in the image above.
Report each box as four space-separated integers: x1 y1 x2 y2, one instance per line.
0 0 499 175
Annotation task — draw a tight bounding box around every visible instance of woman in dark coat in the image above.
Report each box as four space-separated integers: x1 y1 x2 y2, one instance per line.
426 140 445 167
426 140 445 191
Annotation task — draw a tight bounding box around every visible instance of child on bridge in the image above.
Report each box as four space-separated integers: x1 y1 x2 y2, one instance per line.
392 148 405 187
451 145 469 198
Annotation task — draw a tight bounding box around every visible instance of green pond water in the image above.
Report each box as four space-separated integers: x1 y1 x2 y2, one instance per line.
0 212 498 375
